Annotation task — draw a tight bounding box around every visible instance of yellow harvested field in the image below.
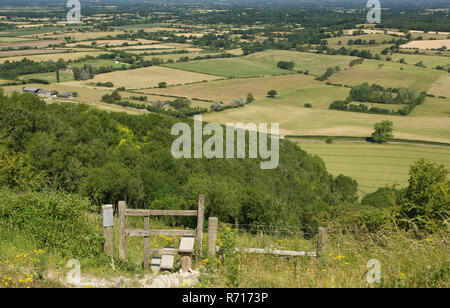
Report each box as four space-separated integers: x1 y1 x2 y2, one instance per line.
61 66 222 89
401 39 450 50
0 37 33 43
202 99 450 144
148 74 318 102
0 48 68 58
429 76 450 98
0 51 109 63
227 48 244 56
111 44 176 50
143 52 219 61
43 31 126 40
66 39 158 47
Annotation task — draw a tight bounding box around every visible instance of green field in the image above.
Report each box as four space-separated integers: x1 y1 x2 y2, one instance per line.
326 33 397 50
72 59 127 69
165 57 289 77
328 59 447 94
244 50 358 76
202 93 450 144
21 71 74 83
389 53 450 69
298 142 450 195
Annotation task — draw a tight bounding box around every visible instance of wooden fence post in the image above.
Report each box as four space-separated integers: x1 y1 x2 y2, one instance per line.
102 204 114 256
118 201 127 261
143 216 149 270
195 195 205 262
317 227 327 257
207 217 218 257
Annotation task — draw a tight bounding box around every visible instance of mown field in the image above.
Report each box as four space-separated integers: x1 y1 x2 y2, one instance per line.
244 50 358 76
21 71 74 83
149 74 335 103
389 53 450 69
165 57 289 77
202 95 450 144
328 60 447 95
297 142 450 195
61 66 223 89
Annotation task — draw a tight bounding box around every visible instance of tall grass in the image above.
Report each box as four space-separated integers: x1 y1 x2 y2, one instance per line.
197 224 449 288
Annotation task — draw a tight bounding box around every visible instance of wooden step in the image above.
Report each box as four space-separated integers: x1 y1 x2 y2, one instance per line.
160 246 175 271
178 235 195 253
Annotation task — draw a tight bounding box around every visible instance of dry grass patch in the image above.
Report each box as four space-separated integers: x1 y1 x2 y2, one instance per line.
148 74 316 102
61 66 222 89
401 39 450 50
328 60 445 93
0 51 110 63
202 98 450 143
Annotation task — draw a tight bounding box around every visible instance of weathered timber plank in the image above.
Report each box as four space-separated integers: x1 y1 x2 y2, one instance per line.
125 209 198 217
126 229 196 237
179 236 195 253
160 254 175 270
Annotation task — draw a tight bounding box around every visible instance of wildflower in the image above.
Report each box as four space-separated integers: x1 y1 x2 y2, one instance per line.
425 238 433 242
399 273 405 279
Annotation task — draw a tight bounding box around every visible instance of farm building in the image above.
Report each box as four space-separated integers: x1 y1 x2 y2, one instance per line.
22 87 40 94
37 89 58 98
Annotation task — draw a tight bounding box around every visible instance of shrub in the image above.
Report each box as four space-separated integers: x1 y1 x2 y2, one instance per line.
267 90 277 98
277 61 295 70
0 190 104 258
304 103 312 108
394 159 449 233
158 82 167 88
26 78 49 84
371 120 394 144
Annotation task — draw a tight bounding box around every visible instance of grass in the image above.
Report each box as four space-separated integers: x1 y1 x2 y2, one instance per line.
202 90 450 144
72 59 127 69
148 73 351 109
389 53 450 69
208 228 449 288
61 66 222 89
244 50 358 76
165 57 289 78
0 51 111 64
297 142 450 195
143 52 220 62
3 214 448 288
328 59 447 94
21 71 74 83
326 33 397 49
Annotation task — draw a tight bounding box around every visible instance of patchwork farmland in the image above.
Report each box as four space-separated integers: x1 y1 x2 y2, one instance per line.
0 1 449 290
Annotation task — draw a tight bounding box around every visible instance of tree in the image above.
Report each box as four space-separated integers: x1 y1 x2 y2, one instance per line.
158 82 167 88
210 101 224 111
371 120 393 143
277 61 295 70
246 93 255 104
56 69 60 83
267 90 277 98
394 159 449 233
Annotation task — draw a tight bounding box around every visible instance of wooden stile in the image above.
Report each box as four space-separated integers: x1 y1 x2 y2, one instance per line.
116 195 205 271
195 194 205 262
118 201 127 260
207 217 218 257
